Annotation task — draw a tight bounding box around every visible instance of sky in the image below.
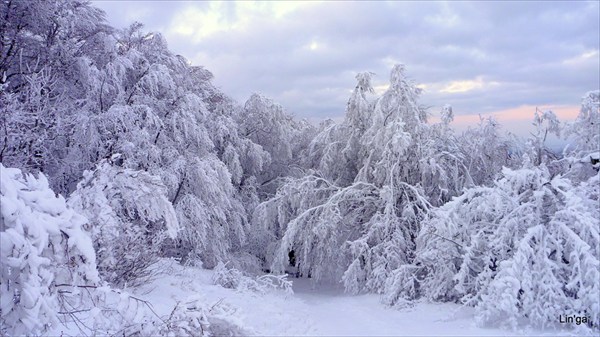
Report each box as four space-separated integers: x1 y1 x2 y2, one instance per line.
93 0 599 139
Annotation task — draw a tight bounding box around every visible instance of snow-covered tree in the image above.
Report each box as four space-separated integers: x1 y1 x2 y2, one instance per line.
258 65 466 294
1 0 280 272
566 91 600 156
477 168 599 331
419 105 474 206
250 174 341 270
0 0 110 91
388 164 599 331
1 164 249 336
458 115 521 186
305 72 375 186
68 156 179 286
306 121 353 185
0 0 112 192
524 108 561 167
562 91 600 184
6 1 598 333
168 155 250 268
0 162 250 335
239 93 315 197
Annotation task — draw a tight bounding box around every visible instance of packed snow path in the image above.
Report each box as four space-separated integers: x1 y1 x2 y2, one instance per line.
129 261 574 336
291 279 508 336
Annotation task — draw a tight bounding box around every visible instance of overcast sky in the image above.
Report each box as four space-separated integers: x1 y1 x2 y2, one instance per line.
94 0 599 133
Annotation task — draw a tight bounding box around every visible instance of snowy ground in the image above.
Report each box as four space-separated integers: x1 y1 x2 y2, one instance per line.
107 260 579 337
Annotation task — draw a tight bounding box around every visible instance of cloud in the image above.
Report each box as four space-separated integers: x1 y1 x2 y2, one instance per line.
163 1 319 43
562 49 600 66
439 77 500 94
94 0 599 126
168 4 228 42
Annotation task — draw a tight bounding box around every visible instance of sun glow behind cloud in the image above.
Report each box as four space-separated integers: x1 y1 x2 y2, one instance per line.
440 77 500 94
562 49 599 66
169 4 225 41
167 1 317 43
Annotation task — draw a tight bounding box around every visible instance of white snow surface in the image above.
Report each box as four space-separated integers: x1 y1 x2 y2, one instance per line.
111 260 579 336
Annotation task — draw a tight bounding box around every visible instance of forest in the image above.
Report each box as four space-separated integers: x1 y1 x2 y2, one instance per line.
1 0 599 336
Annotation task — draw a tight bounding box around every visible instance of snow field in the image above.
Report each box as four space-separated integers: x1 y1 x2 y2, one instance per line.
129 261 581 336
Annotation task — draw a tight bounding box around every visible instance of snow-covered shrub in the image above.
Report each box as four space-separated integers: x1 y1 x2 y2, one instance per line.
68 156 179 287
101 294 249 337
392 165 599 331
213 262 293 296
0 164 99 335
149 299 212 337
213 262 245 289
48 285 249 337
